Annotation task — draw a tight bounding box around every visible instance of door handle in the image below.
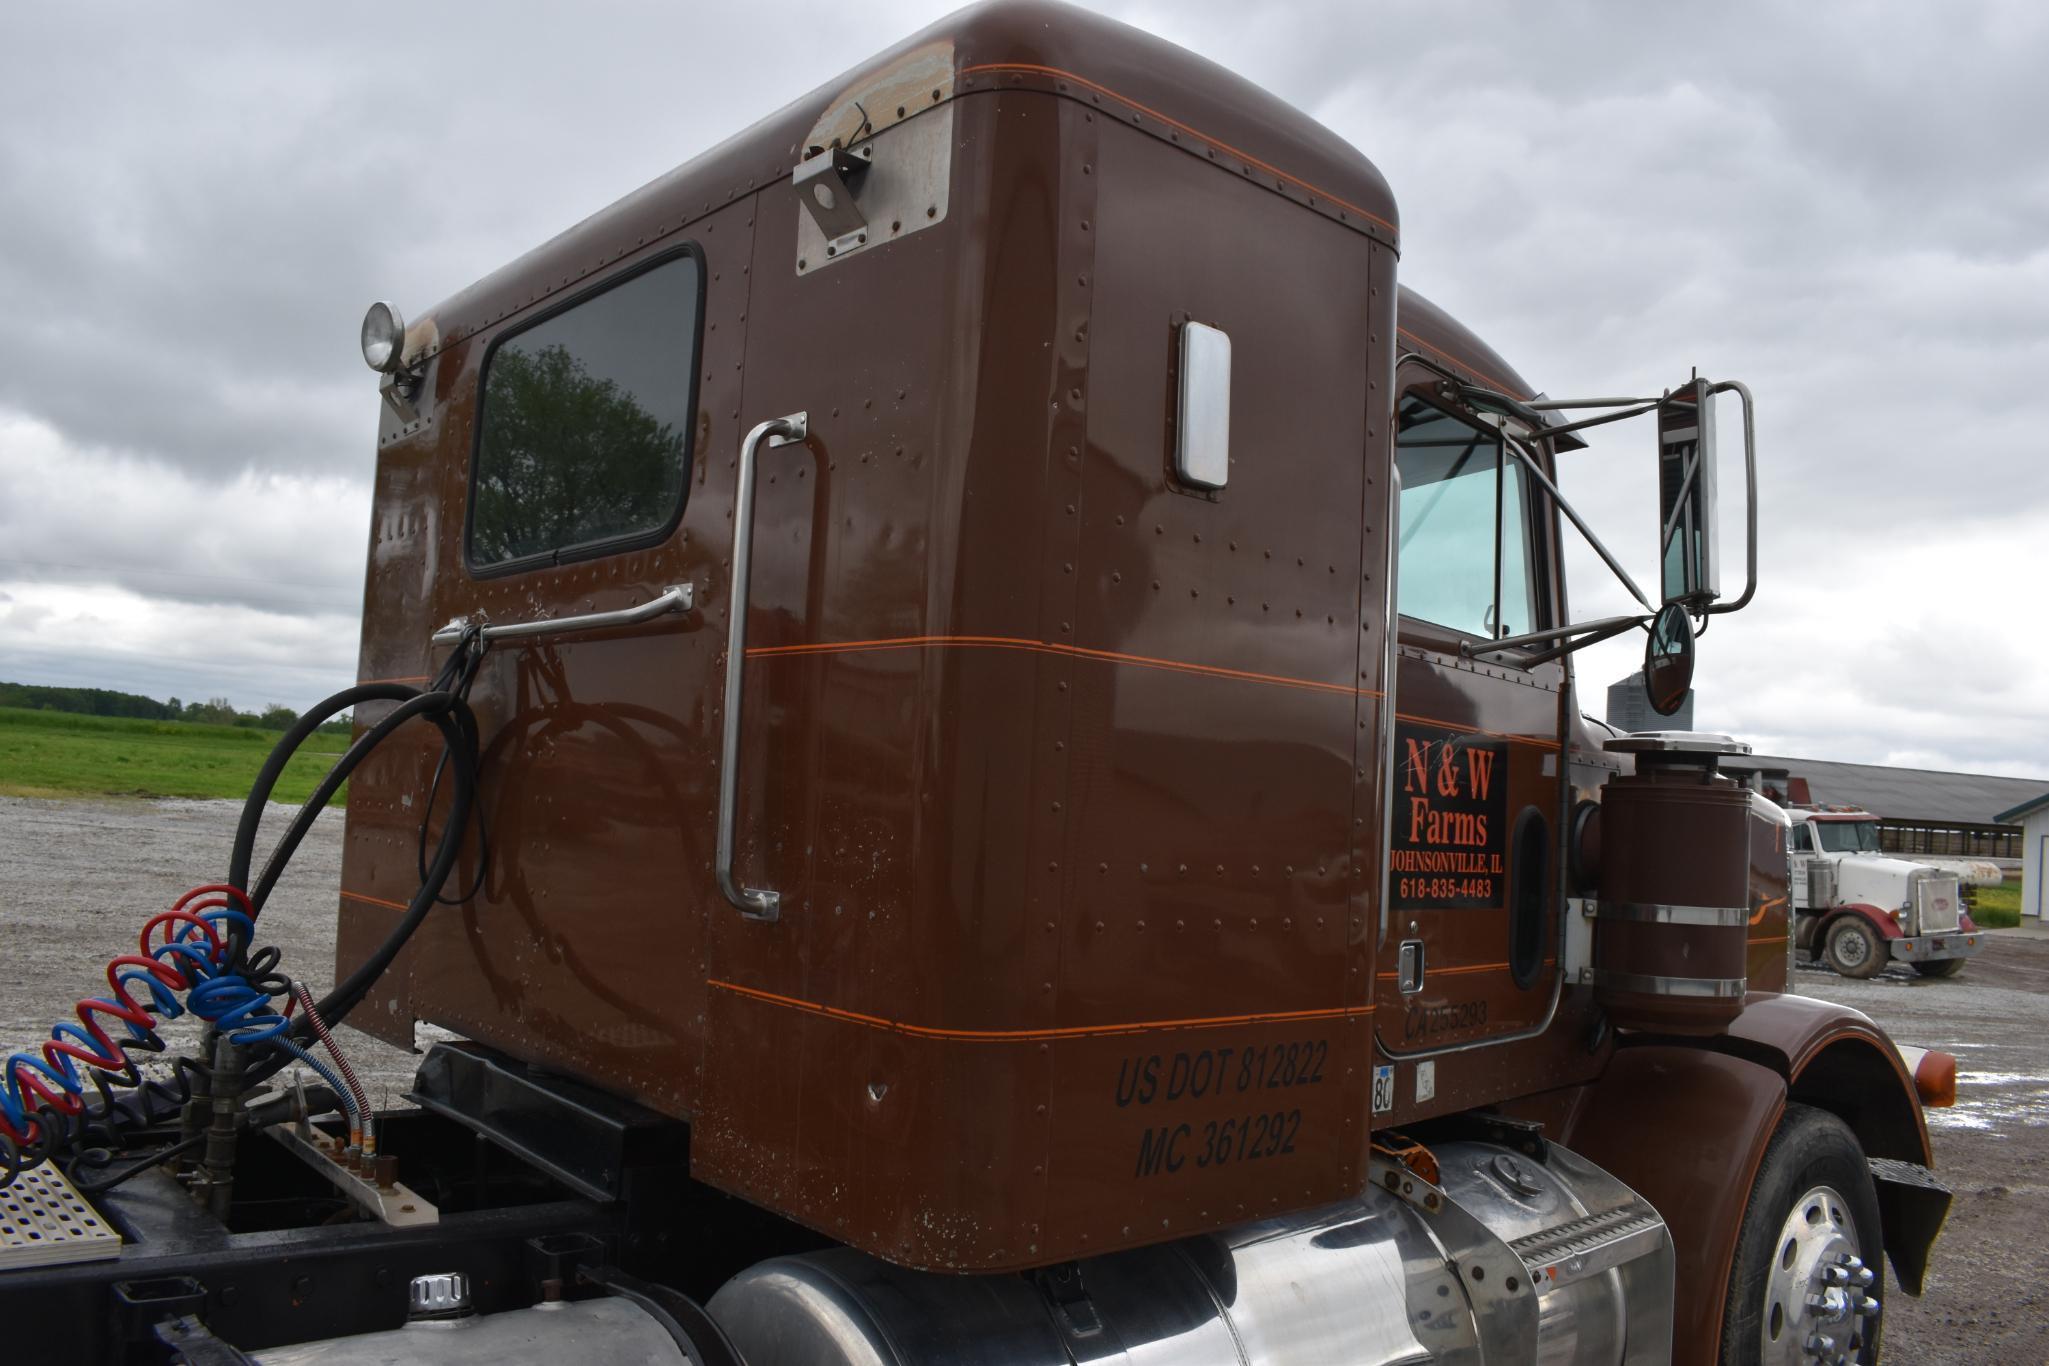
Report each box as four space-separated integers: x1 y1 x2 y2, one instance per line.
1397 938 1426 994
430 583 694 645
717 411 809 921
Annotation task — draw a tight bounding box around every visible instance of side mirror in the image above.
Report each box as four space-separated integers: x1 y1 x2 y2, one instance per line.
1656 379 1719 606
1643 602 1695 716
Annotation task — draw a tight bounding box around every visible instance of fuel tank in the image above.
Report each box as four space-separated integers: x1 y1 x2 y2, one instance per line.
707 1140 1673 1365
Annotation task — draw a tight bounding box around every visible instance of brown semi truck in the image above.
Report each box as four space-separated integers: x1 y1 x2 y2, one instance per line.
0 4 1954 1363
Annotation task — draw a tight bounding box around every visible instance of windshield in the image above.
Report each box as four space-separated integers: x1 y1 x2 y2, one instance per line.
1814 821 1880 854
1394 397 1538 641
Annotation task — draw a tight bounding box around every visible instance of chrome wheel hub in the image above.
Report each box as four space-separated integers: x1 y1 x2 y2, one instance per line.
1762 1184 1879 1364
1832 927 1871 970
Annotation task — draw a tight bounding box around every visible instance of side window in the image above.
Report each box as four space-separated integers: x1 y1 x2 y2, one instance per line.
1789 823 1813 853
1394 395 1538 641
469 250 704 573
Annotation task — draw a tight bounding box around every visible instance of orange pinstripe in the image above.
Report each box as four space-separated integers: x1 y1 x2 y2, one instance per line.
750 633 1368 698
1395 328 1530 400
710 978 1372 1042
747 634 1561 750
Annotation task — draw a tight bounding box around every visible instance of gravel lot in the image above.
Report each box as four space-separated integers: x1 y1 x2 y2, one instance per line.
0 795 425 1103
1 795 2044 1360
1795 931 2049 1362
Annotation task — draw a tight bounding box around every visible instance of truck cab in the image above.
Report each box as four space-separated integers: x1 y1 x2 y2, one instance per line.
0 4 1961 1364
321 4 1950 1361
1788 807 1982 977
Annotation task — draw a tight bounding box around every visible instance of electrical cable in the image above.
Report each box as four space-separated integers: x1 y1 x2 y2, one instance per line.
270 1039 355 1123
289 985 367 1122
290 983 370 1152
230 631 489 1087
70 1133 208 1196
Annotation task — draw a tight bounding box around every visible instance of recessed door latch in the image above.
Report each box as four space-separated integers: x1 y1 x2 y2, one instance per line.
793 144 875 259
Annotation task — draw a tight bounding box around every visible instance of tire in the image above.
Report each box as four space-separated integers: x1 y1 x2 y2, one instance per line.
1913 957 1966 979
1720 1103 1884 1365
1823 916 1885 980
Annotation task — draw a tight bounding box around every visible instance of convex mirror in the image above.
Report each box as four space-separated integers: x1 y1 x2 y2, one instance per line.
1643 603 1695 717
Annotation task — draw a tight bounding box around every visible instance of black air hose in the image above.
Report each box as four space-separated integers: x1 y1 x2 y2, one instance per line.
227 632 490 1088
0 630 491 1189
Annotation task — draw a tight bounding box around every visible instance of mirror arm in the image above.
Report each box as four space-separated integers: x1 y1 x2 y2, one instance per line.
1398 352 1566 439
1517 399 1663 442
1521 613 1651 667
1501 434 1655 612
1392 350 1744 622
1462 611 1647 662
1524 395 1660 410
1700 379 1757 615
1396 350 1658 442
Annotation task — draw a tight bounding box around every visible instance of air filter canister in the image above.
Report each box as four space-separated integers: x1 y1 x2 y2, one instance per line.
1592 733 1754 1034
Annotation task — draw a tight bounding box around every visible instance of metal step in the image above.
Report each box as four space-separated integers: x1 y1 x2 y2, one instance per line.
1507 1202 1666 1291
0 1163 122 1270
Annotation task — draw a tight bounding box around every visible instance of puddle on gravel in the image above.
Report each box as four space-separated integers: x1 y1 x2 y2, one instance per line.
1928 1068 2049 1133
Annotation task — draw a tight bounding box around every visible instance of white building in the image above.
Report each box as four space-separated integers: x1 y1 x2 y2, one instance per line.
1994 792 2049 921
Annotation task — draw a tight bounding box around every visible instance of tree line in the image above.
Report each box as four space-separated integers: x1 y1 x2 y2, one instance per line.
0 682 351 735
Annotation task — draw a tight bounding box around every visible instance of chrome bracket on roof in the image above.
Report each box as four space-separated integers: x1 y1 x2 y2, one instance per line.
793 145 874 258
793 40 955 276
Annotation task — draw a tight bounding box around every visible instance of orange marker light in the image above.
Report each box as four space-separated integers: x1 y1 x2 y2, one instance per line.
1913 1050 1958 1109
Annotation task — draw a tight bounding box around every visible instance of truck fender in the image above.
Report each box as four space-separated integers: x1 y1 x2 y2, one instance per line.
1713 994 1931 1161
1821 901 1904 942
1559 1045 1784 1366
1711 991 1947 1295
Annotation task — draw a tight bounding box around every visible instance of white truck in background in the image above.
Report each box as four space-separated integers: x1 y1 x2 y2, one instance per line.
1789 806 1985 978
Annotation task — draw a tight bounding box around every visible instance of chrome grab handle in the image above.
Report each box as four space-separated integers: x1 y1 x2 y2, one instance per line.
717 411 809 921
430 583 694 645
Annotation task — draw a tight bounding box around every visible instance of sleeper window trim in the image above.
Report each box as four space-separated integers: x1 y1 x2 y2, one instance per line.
463 242 708 579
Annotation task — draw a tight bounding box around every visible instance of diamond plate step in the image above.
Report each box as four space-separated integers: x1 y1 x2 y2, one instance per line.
1508 1202 1666 1291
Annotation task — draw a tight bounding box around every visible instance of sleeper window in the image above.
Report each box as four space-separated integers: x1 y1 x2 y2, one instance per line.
1395 396 1538 642
469 251 702 571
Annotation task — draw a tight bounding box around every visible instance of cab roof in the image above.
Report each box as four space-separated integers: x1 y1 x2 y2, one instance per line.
418 0 1401 363
1395 286 1536 400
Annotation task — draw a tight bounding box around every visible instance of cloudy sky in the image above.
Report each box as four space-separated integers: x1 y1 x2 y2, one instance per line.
1 1 2044 775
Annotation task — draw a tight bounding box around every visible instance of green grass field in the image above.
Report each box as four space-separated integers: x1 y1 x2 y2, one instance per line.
1970 880 2022 929
0 707 351 804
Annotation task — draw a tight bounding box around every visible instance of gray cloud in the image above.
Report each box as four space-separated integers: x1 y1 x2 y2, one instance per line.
0 0 2043 774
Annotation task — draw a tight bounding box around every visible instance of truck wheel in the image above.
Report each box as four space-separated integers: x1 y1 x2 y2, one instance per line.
1912 958 1966 979
1823 917 1884 979
1720 1103 1884 1365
